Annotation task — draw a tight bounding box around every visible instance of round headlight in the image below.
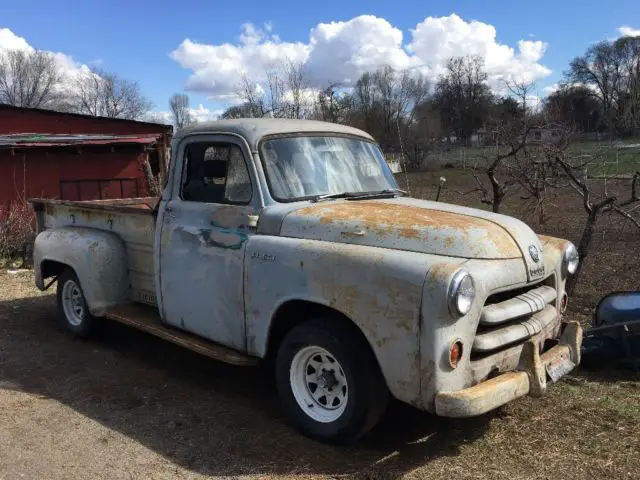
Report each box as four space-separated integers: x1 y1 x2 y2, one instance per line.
448 270 476 317
563 242 579 275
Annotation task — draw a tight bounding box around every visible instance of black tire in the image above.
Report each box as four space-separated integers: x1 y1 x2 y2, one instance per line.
56 268 99 338
275 316 389 443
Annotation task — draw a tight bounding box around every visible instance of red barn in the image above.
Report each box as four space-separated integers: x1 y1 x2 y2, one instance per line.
0 105 172 217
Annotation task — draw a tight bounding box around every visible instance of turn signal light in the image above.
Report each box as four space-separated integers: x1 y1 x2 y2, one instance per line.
449 340 464 368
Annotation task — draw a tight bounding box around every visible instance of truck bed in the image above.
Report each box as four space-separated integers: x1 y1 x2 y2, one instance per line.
31 197 159 307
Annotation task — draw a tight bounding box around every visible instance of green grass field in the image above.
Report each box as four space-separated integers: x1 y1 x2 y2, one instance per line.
412 139 640 176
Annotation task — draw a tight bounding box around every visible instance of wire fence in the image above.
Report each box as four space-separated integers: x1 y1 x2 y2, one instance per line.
385 142 640 177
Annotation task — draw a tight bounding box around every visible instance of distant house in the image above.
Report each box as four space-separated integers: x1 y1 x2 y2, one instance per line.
0 104 172 217
527 126 563 143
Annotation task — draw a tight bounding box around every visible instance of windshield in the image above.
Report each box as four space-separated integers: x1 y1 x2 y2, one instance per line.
260 135 398 202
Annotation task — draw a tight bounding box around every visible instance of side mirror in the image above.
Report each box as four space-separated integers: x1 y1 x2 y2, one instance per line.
595 292 640 327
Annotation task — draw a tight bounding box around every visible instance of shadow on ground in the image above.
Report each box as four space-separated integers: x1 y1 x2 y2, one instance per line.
0 294 496 478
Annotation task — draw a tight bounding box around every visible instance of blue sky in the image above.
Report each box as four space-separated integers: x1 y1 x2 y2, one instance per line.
1 0 639 120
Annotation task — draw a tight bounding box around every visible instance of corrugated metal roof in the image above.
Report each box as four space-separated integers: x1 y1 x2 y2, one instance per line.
0 133 161 148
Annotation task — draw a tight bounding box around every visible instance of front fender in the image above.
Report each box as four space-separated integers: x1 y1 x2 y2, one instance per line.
34 227 128 316
245 235 432 406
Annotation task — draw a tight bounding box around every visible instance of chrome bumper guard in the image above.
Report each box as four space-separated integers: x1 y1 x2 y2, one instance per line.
435 321 583 418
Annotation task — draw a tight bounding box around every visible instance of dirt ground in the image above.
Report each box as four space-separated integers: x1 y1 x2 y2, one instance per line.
1 170 639 479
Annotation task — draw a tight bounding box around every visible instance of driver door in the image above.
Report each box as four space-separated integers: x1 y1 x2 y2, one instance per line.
159 136 257 351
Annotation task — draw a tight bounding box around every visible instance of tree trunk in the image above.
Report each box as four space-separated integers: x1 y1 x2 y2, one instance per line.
492 196 503 213
566 210 598 295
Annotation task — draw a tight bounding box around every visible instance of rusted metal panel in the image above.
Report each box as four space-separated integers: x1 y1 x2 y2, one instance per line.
34 227 129 316
157 132 263 352
435 371 531 417
34 199 157 307
244 235 431 406
282 199 521 259
157 200 256 351
392 197 547 282
435 322 582 417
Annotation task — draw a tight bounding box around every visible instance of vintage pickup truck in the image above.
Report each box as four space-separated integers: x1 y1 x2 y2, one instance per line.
31 119 583 443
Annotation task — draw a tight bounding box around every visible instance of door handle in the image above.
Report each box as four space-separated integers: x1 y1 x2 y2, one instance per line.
341 229 366 237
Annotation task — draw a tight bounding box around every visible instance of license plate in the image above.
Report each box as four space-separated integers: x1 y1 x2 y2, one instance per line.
545 352 575 382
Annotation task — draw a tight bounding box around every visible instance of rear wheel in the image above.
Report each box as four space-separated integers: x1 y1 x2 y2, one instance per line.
276 317 388 443
56 268 98 338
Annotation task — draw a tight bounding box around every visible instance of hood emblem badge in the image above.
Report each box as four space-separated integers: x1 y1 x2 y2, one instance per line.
528 245 540 263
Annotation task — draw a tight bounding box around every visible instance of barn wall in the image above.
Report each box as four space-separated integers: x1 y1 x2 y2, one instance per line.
0 146 149 207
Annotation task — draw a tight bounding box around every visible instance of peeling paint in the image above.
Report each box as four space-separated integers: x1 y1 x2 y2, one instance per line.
284 201 522 260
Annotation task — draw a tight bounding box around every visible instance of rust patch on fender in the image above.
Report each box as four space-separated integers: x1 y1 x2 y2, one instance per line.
538 234 568 252
427 262 464 282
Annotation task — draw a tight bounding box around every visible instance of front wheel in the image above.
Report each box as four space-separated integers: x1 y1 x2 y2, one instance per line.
276 317 388 443
56 268 99 338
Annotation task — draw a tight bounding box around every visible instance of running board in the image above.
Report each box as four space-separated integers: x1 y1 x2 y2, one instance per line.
104 303 258 366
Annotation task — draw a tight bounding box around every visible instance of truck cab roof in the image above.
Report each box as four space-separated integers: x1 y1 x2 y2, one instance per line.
173 119 375 151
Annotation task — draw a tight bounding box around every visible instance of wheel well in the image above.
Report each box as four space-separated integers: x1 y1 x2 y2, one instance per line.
266 300 367 362
40 260 69 280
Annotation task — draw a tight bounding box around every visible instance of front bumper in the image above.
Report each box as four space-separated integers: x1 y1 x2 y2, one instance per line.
435 321 583 418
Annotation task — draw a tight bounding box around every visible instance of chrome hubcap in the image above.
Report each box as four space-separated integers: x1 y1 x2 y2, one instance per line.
290 346 348 423
62 280 84 327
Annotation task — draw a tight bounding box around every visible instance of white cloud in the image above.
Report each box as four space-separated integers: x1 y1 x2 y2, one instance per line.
170 23 310 99
150 103 222 126
0 27 94 104
0 28 91 83
189 103 223 122
618 25 640 37
543 83 560 95
0 28 31 51
408 15 550 91
171 14 552 100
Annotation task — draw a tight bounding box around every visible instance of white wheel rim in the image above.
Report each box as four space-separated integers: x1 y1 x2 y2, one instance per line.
62 280 85 327
290 346 348 423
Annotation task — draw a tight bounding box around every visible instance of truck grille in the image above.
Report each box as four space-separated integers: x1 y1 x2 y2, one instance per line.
472 277 558 356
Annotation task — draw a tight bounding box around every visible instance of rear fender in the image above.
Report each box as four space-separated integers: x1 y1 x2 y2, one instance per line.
34 227 129 316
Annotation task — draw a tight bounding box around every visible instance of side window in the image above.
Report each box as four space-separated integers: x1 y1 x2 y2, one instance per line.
181 142 252 204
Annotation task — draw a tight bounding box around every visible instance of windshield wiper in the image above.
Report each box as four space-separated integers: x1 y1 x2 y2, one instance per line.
310 188 406 203
369 188 407 196
311 192 365 202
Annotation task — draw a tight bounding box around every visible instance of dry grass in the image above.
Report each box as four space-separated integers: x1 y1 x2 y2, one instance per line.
0 201 35 266
1 172 639 479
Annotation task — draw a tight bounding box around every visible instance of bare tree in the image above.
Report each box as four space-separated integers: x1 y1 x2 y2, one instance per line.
312 83 353 123
468 86 536 213
554 158 640 294
236 74 268 117
471 132 527 213
221 103 255 119
235 60 312 119
0 49 63 108
283 60 310 119
433 56 493 144
73 68 152 119
169 93 195 128
567 35 640 137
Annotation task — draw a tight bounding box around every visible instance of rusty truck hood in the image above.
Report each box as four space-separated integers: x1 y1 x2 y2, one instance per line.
276 197 545 280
